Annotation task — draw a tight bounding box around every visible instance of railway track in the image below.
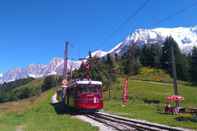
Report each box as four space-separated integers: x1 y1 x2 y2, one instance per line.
85 112 192 131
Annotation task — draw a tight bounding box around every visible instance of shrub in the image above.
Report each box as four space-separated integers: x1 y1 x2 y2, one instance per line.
41 75 59 92
131 67 172 83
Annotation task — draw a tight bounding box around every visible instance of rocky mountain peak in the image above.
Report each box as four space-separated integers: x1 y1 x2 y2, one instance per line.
1 25 197 84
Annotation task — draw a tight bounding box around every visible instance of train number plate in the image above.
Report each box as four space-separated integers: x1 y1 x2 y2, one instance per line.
93 97 97 103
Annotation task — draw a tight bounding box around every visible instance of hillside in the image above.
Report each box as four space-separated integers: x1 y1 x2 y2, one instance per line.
104 77 197 129
1 70 197 130
0 78 43 102
0 89 97 131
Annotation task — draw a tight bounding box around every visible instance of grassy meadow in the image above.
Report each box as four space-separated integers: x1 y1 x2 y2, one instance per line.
104 77 197 129
0 89 97 131
1 67 197 130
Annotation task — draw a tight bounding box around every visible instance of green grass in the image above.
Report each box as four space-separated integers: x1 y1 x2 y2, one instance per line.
1 69 197 130
104 78 197 129
0 89 97 131
13 78 43 94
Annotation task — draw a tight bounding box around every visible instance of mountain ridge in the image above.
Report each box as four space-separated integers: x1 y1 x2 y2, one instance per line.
0 58 81 83
1 25 197 83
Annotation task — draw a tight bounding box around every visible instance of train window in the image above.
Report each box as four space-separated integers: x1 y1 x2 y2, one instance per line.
78 84 101 94
89 87 97 93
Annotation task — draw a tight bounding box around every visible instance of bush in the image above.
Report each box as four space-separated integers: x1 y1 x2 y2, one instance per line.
0 77 34 89
0 75 62 103
0 78 43 103
131 67 172 83
41 75 59 92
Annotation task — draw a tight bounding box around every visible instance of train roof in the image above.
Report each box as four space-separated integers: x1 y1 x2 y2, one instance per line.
66 79 102 87
75 80 102 85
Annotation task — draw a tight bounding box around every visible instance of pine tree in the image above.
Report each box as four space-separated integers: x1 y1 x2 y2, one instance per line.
152 43 162 68
161 36 189 81
140 43 162 68
123 44 141 75
106 54 113 66
115 53 119 61
41 75 58 91
88 50 92 59
140 44 153 66
189 47 197 84
106 53 116 81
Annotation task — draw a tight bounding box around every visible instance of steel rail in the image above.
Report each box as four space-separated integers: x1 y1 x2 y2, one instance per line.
86 112 191 131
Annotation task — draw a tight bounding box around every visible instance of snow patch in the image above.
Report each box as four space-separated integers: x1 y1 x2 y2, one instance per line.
110 26 197 54
89 50 108 58
47 71 57 76
1 58 82 83
108 42 124 54
2 26 197 83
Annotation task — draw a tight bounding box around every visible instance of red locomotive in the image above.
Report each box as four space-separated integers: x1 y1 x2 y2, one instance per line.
52 43 103 112
62 79 103 111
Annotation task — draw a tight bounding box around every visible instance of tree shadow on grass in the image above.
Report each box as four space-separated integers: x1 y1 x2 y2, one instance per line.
51 102 98 116
51 102 78 115
175 115 197 122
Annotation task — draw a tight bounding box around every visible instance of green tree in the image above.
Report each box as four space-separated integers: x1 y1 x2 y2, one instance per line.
114 53 119 61
161 36 189 81
189 47 197 84
106 53 116 81
41 75 58 91
140 43 162 68
72 54 115 88
123 44 141 75
106 54 113 66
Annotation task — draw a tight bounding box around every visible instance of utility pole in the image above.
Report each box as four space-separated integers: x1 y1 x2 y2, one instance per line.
70 64 73 79
109 85 111 100
63 42 69 80
171 43 178 95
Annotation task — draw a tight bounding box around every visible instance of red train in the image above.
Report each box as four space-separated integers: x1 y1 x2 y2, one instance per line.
62 80 103 111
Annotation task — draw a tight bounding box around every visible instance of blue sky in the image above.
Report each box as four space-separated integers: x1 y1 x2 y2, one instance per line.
0 0 197 73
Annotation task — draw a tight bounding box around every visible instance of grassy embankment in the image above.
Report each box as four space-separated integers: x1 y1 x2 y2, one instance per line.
104 68 197 129
0 79 97 131
1 67 197 130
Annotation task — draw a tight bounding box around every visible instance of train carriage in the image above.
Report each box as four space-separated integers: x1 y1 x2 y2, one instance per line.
63 79 103 111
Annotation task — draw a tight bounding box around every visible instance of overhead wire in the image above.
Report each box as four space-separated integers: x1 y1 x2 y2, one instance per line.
98 0 151 46
154 1 197 25
103 0 197 49
82 1 197 58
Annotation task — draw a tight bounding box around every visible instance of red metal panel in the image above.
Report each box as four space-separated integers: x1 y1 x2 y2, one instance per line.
75 93 103 110
122 78 129 105
76 102 103 110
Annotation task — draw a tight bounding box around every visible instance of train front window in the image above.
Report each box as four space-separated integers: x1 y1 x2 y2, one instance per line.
78 85 101 94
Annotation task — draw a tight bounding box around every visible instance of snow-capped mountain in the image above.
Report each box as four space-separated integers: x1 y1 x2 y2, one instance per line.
0 74 3 83
109 26 197 54
0 58 81 83
1 26 197 84
86 50 108 58
91 50 108 58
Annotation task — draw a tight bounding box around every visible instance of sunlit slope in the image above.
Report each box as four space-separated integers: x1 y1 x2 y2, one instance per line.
0 88 97 131
104 77 197 129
